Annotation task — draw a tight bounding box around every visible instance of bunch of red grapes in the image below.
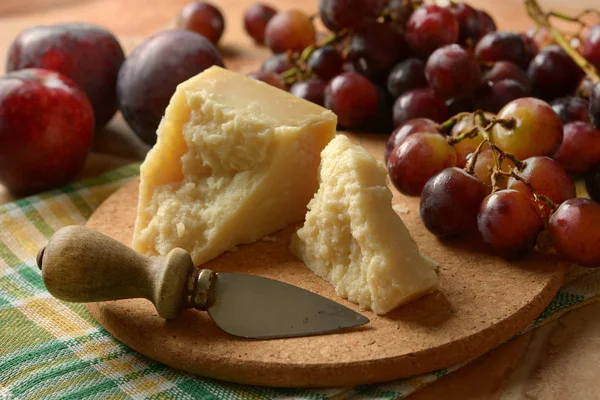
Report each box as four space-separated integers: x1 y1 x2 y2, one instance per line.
243 0 600 268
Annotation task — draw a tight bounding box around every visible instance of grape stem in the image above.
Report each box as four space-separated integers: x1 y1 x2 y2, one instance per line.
494 169 559 212
464 139 487 176
279 28 351 85
438 111 473 133
447 110 557 217
525 0 600 84
487 143 526 171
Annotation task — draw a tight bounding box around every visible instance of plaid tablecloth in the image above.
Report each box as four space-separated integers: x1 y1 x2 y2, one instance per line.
1 163 600 399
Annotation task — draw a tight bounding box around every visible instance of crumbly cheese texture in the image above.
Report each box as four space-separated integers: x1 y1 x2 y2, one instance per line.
133 66 336 265
290 135 439 315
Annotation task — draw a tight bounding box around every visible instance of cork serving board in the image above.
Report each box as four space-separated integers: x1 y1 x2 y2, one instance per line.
85 133 567 388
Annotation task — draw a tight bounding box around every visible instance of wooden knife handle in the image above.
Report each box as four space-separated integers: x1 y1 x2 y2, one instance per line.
37 225 195 319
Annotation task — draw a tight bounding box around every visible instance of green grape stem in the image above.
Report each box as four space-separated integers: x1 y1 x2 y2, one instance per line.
525 0 600 84
279 28 351 85
437 112 474 134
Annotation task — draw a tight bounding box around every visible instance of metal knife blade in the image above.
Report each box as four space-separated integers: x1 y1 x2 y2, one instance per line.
38 226 370 340
206 272 369 339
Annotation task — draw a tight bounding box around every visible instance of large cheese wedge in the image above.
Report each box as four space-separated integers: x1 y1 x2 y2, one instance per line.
290 135 439 315
133 66 336 265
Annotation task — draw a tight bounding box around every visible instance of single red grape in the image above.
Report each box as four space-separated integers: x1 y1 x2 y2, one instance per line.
520 33 539 61
261 53 293 74
243 3 277 45
549 198 600 267
420 167 487 237
349 23 409 78
528 45 583 101
405 5 459 58
492 97 563 160
176 2 225 45
446 3 481 45
247 71 285 90
387 132 457 196
551 96 590 124
425 44 481 100
475 31 532 69
481 61 530 91
264 10 315 53
318 0 385 31
583 24 600 69
476 79 529 114
553 121 600 174
477 189 544 257
307 46 343 80
385 118 440 162
507 156 576 219
324 72 378 129
477 9 497 39
392 88 448 127
290 78 327 106
386 58 427 99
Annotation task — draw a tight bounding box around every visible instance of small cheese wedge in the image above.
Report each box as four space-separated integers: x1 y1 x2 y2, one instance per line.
290 135 439 315
133 66 336 265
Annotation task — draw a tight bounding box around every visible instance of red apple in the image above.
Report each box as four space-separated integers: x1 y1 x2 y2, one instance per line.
0 69 94 195
7 23 125 128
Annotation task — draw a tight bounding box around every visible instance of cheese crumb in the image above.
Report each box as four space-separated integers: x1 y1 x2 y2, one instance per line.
176 222 185 238
392 204 410 214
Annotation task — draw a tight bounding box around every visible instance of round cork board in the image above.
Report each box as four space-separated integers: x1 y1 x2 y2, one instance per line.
85 133 566 388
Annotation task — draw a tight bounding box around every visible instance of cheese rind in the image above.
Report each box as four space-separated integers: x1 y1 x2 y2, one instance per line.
290 135 439 315
133 66 336 265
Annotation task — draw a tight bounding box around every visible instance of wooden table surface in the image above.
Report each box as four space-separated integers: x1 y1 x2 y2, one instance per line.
1 0 599 398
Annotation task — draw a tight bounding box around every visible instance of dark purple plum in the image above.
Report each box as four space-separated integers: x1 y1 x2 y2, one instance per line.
116 30 224 145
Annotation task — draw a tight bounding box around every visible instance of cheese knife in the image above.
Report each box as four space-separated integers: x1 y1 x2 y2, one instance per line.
36 225 369 339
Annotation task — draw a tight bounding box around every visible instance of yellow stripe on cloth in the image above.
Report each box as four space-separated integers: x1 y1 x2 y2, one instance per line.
0 210 43 261
36 195 80 230
18 298 95 338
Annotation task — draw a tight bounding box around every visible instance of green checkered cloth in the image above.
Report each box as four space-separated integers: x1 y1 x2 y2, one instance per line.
1 163 599 399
